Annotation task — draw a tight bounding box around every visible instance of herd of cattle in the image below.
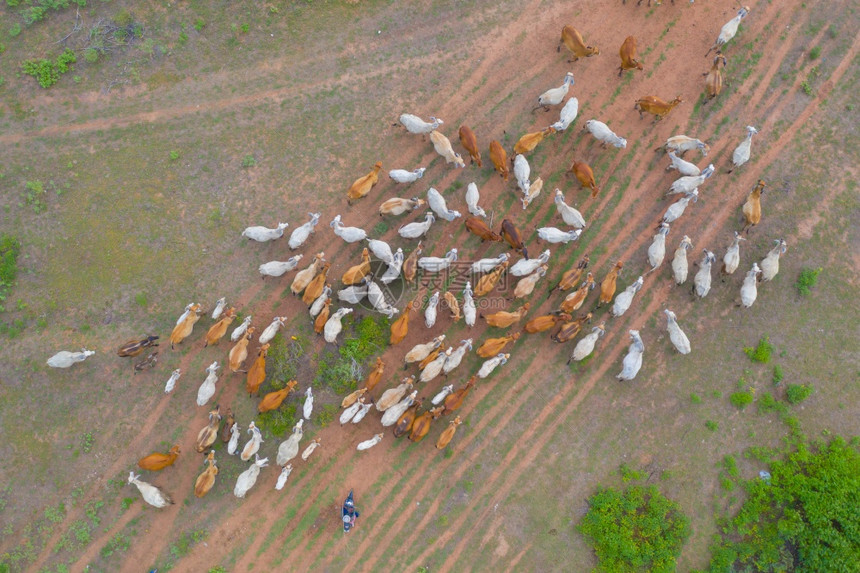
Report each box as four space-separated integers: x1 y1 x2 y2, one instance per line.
45 5 790 508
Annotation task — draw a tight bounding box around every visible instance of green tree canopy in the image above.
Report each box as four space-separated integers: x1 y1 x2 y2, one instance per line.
578 484 691 572
709 436 860 572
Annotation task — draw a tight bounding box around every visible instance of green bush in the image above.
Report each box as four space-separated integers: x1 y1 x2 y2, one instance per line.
265 333 304 384
690 393 702 404
795 267 822 296
705 420 719 432
744 336 774 363
809 46 822 59
314 315 388 394
578 484 691 572
9 23 22 37
241 154 256 168
256 403 296 438
707 436 860 571
786 384 813 404
730 389 755 409
21 48 76 88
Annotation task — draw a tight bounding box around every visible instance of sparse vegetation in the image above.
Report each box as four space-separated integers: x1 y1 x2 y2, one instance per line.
241 154 256 168
757 392 787 414
772 364 784 385
0 234 21 312
579 485 691 572
315 404 338 428
256 403 297 437
809 45 821 59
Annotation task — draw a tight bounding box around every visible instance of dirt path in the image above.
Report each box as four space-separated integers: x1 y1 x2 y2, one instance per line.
18 0 848 570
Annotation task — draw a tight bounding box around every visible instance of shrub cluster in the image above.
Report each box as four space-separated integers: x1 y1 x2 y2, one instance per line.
708 436 860 571
21 48 76 88
578 484 691 572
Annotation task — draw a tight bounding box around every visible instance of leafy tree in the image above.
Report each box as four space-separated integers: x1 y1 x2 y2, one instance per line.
578 484 691 572
708 436 860 571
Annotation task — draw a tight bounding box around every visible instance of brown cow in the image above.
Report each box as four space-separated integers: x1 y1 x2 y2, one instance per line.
443 377 477 415
618 36 644 77
465 216 503 242
482 303 530 329
458 125 482 167
245 344 269 396
570 160 600 198
634 95 683 121
258 380 298 413
558 25 600 61
489 140 509 181
553 255 590 292
347 161 383 204
500 219 528 259
476 332 521 358
436 416 463 449
137 445 180 472
560 273 595 313
598 262 624 307
525 312 572 334
552 312 592 343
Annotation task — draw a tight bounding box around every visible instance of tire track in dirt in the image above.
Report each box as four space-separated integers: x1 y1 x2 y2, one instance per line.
61 27 522 560
98 35 546 567
223 2 577 568
376 3 818 568
210 1 625 567
1 4 513 146
34 1 836 570
313 3 782 569
302 11 851 569
413 26 860 573
33 339 246 572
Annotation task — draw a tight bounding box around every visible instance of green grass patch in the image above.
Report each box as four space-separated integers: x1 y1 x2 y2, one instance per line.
772 365 784 385
619 463 645 483
313 315 388 394
0 234 21 313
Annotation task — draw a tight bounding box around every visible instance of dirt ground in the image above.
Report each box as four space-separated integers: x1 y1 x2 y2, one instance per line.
0 0 857 571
